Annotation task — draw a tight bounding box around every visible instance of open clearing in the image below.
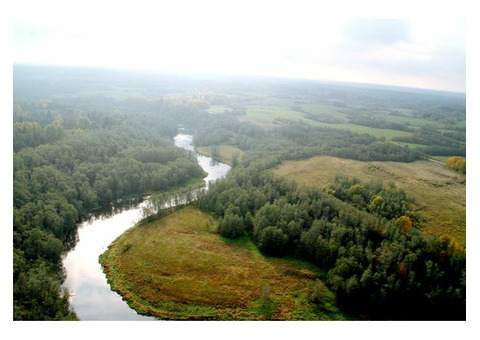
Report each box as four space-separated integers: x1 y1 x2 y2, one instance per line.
273 156 466 245
240 104 414 141
196 145 244 166
100 206 348 320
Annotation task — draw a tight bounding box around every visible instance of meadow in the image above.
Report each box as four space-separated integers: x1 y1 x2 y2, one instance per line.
196 145 244 166
273 156 466 245
99 206 349 320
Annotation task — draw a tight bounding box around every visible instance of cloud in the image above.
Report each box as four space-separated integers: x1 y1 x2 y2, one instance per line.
12 18 465 92
327 19 465 92
343 19 411 46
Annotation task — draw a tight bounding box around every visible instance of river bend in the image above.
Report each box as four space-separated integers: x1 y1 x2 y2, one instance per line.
62 133 230 320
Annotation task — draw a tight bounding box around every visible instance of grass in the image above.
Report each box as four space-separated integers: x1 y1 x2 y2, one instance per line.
196 145 244 166
207 105 230 114
246 106 305 122
273 156 466 245
301 103 346 118
315 122 413 140
390 141 426 149
99 206 348 320
430 155 451 162
241 104 414 141
236 115 279 129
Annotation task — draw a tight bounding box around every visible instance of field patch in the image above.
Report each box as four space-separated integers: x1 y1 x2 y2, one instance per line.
246 106 304 122
196 145 244 166
273 156 466 245
207 105 231 114
99 206 347 320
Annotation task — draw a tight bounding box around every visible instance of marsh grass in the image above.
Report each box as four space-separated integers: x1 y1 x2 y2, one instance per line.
100 206 347 320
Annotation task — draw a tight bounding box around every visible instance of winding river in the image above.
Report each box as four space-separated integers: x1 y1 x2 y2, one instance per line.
62 133 231 320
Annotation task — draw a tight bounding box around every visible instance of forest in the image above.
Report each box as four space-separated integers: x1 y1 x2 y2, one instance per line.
13 92 205 319
12 65 466 320
197 168 465 319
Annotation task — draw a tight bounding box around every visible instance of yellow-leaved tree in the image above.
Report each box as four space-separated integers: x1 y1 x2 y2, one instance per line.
445 156 466 174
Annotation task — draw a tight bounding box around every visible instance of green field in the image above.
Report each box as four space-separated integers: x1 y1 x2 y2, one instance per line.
273 156 466 245
99 206 349 320
246 106 305 122
207 105 231 114
196 145 244 166
240 103 414 141
316 122 413 139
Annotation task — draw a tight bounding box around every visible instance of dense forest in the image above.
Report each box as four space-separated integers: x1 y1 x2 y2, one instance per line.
13 97 205 320
12 65 466 320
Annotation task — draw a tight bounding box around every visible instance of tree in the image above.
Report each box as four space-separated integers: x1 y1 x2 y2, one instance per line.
218 213 244 239
445 156 466 174
257 226 288 255
394 215 413 234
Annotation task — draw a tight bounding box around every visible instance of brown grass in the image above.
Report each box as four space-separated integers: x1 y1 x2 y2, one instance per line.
196 145 244 166
100 206 347 320
273 156 466 245
236 115 279 129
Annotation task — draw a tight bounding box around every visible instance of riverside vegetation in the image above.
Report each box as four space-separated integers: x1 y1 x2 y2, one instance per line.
13 65 465 320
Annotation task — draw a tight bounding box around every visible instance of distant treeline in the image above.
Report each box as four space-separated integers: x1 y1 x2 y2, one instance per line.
348 115 413 132
197 167 465 320
392 127 466 157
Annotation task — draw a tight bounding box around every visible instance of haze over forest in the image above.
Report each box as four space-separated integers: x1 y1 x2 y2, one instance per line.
9 1 475 338
13 7 465 93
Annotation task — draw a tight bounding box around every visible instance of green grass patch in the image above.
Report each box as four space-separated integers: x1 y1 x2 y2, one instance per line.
390 141 426 149
244 104 414 141
207 105 231 114
99 206 348 320
196 145 244 166
430 155 451 162
316 122 413 140
246 106 305 122
301 103 347 118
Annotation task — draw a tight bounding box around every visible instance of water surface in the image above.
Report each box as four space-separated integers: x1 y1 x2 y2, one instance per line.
62 133 230 320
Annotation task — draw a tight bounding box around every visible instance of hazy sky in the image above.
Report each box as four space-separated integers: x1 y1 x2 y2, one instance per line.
12 2 466 92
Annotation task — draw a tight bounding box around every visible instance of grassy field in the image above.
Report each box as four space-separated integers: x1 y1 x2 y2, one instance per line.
316 122 413 140
273 156 466 245
246 106 305 122
196 145 244 166
207 105 231 114
240 103 414 141
99 206 349 320
236 115 280 129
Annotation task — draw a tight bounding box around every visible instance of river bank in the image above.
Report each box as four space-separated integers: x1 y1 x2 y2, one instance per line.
99 206 348 320
62 132 230 320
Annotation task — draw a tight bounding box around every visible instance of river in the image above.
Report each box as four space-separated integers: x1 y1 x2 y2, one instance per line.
62 133 231 320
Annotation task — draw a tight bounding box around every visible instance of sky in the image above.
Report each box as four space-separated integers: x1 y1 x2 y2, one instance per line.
11 1 468 92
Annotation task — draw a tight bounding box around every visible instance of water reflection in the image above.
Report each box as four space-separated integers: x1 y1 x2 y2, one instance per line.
64 197 146 252
62 132 231 320
86 197 146 221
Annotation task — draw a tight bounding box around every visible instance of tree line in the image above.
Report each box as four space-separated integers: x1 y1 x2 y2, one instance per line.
392 126 466 157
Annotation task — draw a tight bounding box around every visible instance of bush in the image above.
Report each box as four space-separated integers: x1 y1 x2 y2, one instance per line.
257 226 289 255
218 213 244 239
